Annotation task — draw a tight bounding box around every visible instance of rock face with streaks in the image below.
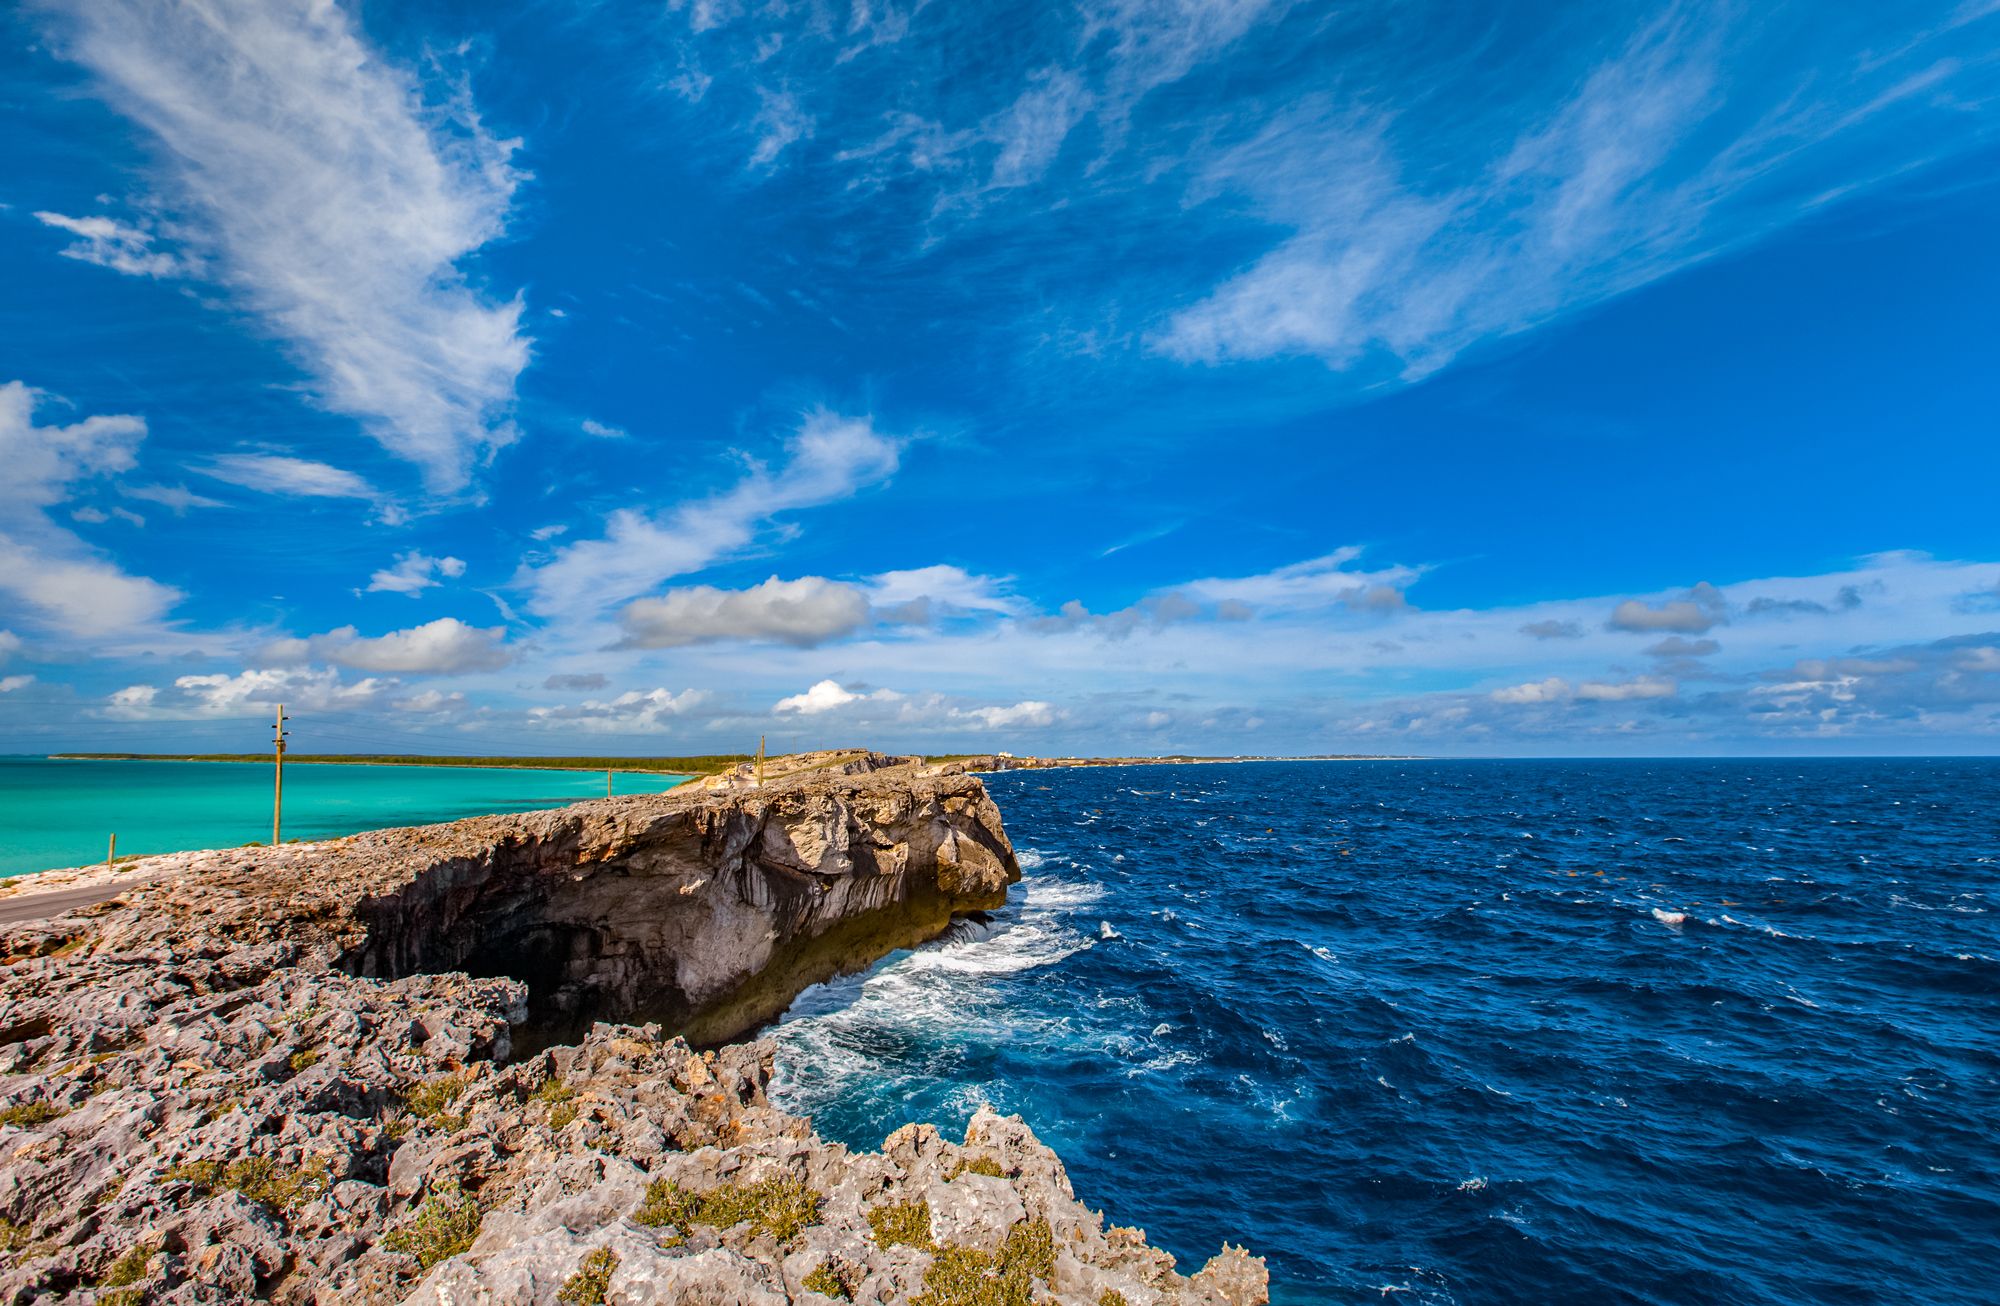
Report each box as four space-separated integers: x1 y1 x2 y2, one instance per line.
0 756 1267 1305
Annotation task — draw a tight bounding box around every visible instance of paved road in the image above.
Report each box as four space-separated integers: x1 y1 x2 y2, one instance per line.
0 880 143 926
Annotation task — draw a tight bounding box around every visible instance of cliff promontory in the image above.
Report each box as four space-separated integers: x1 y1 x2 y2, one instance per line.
0 756 1266 1305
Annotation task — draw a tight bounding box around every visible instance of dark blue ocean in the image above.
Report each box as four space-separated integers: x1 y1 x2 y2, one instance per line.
769 760 2000 1304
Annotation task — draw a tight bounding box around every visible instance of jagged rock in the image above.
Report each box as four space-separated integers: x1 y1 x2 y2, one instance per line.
0 757 1266 1304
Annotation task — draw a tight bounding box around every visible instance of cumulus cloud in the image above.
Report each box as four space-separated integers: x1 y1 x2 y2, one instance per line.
0 631 19 663
1608 582 1726 634
42 0 529 490
367 551 467 596
618 575 871 649
528 688 709 733
0 381 181 636
105 666 392 719
1492 677 1570 704
524 409 901 623
1520 619 1584 640
0 675 34 693
262 618 512 674
773 679 899 715
33 210 189 278
580 419 629 439
771 678 1063 731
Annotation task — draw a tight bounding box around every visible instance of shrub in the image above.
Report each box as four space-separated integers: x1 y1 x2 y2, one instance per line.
911 1219 1056 1306
866 1198 934 1251
633 1174 822 1245
383 1183 483 1271
288 1049 320 1073
556 1247 619 1304
947 1156 1005 1179
803 1261 853 1299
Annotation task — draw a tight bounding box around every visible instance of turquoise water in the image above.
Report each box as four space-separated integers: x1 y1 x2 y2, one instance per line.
0 756 688 876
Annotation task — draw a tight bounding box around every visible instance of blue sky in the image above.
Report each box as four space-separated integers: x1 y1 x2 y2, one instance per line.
2 0 1999 756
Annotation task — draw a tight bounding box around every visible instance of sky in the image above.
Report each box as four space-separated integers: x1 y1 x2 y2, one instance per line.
2 0 1998 758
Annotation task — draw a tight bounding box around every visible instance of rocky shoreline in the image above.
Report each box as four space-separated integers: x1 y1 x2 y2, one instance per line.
0 754 1266 1304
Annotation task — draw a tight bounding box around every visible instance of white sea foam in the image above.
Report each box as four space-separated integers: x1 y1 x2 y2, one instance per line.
1457 1176 1488 1192
1652 908 1689 928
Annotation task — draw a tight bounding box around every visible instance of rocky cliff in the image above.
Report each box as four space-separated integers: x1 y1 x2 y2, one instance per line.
0 757 1266 1305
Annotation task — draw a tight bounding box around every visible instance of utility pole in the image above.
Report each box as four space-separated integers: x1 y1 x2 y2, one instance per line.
606 768 614 798
272 704 288 847
107 833 115 870
755 735 766 787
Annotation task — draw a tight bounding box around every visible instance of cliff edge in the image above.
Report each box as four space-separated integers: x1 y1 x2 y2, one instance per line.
0 756 1267 1305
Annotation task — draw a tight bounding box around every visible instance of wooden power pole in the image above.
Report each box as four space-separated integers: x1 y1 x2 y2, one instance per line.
272 704 289 846
755 735 766 787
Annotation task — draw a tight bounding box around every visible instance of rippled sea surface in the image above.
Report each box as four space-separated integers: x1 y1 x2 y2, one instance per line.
770 760 2000 1304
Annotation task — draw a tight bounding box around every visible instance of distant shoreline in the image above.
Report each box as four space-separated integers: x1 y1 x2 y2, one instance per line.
45 753 739 775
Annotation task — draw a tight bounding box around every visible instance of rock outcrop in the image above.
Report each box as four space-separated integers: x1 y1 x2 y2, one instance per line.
0 757 1267 1305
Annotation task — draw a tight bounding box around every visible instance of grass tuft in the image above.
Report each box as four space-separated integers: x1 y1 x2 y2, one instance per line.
383 1182 483 1271
163 1154 331 1210
947 1155 1006 1179
556 1246 619 1304
911 1219 1057 1306
0 1101 64 1128
803 1261 854 1299
867 1198 935 1251
402 1074 469 1131
633 1174 822 1245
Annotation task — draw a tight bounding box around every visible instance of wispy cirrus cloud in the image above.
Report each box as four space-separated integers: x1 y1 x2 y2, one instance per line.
33 211 190 278
521 409 902 624
39 0 530 492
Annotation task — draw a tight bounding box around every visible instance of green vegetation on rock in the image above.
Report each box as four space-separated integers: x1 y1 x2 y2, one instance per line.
383 1183 483 1270
633 1174 823 1245
866 1198 934 1250
403 1073 469 1130
803 1260 854 1299
912 1219 1057 1306
0 1101 64 1128
947 1155 1006 1179
556 1247 619 1304
162 1155 331 1211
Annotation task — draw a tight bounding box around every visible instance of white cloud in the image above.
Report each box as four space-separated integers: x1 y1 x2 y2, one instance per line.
0 675 33 693
1153 11 1986 379
751 89 814 167
105 666 392 720
773 678 898 715
530 524 568 541
866 565 1021 617
367 551 467 596
523 409 901 623
0 381 182 636
43 0 529 491
196 453 378 501
618 575 871 649
33 211 188 278
1492 677 1570 704
262 618 511 674
580 419 629 439
529 687 710 733
1184 548 1420 613
0 631 19 662
965 699 1060 728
